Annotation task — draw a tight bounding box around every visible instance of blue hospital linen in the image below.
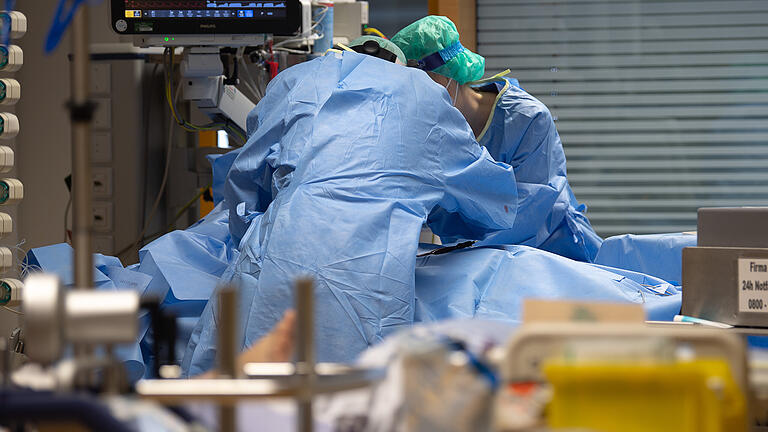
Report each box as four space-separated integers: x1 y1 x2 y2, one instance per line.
595 232 697 286
414 245 681 324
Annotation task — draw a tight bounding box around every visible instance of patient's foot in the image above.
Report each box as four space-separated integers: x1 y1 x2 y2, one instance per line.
236 310 297 368
196 310 297 378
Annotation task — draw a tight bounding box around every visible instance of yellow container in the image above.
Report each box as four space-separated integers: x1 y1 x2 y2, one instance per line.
543 359 747 432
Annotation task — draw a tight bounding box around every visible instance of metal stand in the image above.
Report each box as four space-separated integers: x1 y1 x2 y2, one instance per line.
218 287 238 432
295 278 315 432
68 5 96 390
136 278 385 432
69 7 94 291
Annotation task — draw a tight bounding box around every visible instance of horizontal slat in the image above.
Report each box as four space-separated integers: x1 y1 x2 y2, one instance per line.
479 13 768 31
587 212 695 221
595 225 697 235
575 185 768 195
586 198 768 208
479 26 768 44
567 159 768 169
552 106 768 120
485 53 768 69
525 79 768 95
561 132 768 145
506 66 768 83
556 119 768 132
566 145 768 157
538 92 768 107
569 172 768 183
481 39 764 56
478 1 768 18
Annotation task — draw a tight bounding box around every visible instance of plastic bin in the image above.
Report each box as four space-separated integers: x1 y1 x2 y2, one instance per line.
543 359 747 432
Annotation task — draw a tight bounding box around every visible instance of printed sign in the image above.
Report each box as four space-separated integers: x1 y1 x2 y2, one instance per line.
738 258 768 313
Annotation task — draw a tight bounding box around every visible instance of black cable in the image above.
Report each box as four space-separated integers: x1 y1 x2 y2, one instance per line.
140 64 161 242
114 184 211 259
63 195 71 242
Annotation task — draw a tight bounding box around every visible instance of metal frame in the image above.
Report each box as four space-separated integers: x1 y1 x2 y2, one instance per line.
136 279 384 432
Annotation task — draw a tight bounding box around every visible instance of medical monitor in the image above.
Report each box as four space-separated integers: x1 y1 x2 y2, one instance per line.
111 0 302 36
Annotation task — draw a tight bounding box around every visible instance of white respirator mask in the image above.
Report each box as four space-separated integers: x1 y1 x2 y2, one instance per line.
449 78 460 107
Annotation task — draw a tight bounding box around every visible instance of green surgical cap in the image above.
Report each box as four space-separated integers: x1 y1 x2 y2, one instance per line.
391 15 485 85
349 35 407 65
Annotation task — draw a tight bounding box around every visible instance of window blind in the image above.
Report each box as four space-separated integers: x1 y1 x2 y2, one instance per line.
477 0 768 237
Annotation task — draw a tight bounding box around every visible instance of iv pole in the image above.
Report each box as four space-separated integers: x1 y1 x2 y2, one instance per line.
68 4 95 376
69 6 94 292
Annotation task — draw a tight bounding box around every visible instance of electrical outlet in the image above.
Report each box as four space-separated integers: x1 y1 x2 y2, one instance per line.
92 98 112 130
92 167 113 198
91 132 112 163
93 235 114 255
90 63 111 96
92 202 113 233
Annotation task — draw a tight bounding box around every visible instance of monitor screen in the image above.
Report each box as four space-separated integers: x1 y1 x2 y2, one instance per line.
112 0 301 35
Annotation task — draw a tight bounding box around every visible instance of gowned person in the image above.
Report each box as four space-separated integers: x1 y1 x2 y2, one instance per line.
182 38 519 375
393 16 603 262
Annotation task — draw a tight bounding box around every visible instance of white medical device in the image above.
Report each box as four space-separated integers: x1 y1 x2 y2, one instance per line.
121 0 303 135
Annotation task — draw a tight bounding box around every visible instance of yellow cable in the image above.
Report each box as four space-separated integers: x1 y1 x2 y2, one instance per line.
363 27 386 39
335 43 355 52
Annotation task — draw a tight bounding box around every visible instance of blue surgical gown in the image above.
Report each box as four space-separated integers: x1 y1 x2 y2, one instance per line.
429 78 602 262
182 51 519 375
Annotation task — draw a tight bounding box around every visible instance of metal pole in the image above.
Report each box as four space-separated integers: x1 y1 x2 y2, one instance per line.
1 338 8 388
295 278 315 432
217 287 239 432
70 7 93 291
69 6 96 386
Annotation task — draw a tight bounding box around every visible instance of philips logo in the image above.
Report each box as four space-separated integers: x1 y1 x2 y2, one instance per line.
200 24 216 29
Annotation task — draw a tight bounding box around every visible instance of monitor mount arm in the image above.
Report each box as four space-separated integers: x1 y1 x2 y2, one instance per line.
180 46 255 135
